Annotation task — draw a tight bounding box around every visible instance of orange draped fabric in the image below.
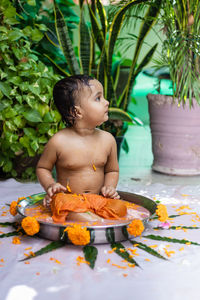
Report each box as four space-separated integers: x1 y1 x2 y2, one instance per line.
51 193 127 223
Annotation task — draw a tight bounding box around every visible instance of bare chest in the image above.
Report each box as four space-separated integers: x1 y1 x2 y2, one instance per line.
56 143 109 171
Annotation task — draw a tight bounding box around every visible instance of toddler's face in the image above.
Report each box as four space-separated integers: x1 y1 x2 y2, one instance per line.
79 79 109 127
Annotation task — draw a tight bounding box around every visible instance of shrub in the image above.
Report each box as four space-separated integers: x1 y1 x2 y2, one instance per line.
0 0 63 180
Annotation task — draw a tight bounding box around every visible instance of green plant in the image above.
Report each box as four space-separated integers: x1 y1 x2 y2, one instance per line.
0 0 63 180
156 0 200 105
46 0 161 136
13 0 79 68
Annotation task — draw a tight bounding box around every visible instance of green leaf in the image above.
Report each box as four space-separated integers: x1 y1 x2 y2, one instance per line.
8 29 24 41
111 242 140 267
154 226 200 230
13 116 26 128
31 28 44 42
106 227 115 243
83 245 98 269
143 234 200 246
43 112 54 122
37 123 51 134
0 82 12 98
54 2 80 75
23 128 37 137
0 222 19 227
20 241 66 261
79 7 91 74
3 160 12 172
0 231 22 238
109 108 134 122
122 138 129 153
130 240 167 260
150 214 181 220
25 193 46 205
23 109 42 123
27 0 36 6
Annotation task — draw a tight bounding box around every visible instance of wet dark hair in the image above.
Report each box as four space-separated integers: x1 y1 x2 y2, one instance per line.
53 74 93 127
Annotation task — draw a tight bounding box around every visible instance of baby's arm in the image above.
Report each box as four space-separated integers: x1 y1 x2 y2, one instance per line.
101 134 119 199
36 137 66 205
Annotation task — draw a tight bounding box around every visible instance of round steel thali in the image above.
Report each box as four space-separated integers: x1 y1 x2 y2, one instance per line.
17 191 157 244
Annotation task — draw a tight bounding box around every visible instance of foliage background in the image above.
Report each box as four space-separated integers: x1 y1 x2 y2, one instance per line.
0 0 64 180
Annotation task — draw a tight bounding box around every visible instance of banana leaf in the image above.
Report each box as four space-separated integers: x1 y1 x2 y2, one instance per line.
54 1 80 75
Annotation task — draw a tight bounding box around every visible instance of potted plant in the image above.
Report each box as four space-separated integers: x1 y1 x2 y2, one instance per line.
147 0 200 175
45 0 161 156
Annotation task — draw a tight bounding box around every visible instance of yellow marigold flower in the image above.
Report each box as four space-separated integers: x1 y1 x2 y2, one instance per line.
156 204 168 222
9 201 18 216
127 219 144 237
12 237 21 244
21 216 40 236
65 224 90 246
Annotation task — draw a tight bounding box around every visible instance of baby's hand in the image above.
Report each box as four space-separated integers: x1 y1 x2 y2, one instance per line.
43 183 67 207
101 186 120 199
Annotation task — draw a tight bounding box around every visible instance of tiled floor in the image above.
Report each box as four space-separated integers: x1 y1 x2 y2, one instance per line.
118 125 200 187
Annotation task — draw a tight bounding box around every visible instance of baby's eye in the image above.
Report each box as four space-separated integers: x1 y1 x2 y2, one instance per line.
95 96 101 101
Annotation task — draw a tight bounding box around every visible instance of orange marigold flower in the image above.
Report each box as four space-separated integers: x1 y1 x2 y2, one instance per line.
9 201 18 216
127 219 144 237
12 237 21 244
21 216 40 236
156 204 168 222
65 224 90 246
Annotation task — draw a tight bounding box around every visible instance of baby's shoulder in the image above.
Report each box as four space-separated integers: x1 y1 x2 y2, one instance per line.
48 128 72 144
96 129 115 144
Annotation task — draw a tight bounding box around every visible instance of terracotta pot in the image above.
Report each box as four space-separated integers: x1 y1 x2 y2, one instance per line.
147 94 200 175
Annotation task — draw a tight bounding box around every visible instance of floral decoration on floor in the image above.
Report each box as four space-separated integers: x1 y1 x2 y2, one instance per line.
1 198 200 271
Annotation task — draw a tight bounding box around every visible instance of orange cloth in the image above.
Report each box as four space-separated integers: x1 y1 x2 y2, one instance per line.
51 193 127 223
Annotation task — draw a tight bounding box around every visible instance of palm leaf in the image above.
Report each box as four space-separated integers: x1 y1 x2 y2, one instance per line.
111 242 140 267
20 240 66 261
107 0 148 76
124 0 161 109
107 0 148 104
143 234 200 246
108 107 134 122
130 240 167 260
54 1 80 75
83 245 98 269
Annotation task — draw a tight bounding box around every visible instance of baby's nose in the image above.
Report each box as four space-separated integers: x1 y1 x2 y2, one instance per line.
104 99 109 106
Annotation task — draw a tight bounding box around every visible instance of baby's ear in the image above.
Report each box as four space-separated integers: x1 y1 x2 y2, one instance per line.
74 105 82 119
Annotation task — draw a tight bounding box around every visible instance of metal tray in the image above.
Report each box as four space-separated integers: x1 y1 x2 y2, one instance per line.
18 191 157 244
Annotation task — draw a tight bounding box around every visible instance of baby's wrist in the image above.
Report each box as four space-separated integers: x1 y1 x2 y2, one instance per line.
46 182 56 192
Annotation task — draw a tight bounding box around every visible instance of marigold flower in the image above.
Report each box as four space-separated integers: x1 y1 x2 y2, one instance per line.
9 201 18 216
127 219 144 237
21 216 40 236
156 204 168 222
12 237 21 244
65 224 90 246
